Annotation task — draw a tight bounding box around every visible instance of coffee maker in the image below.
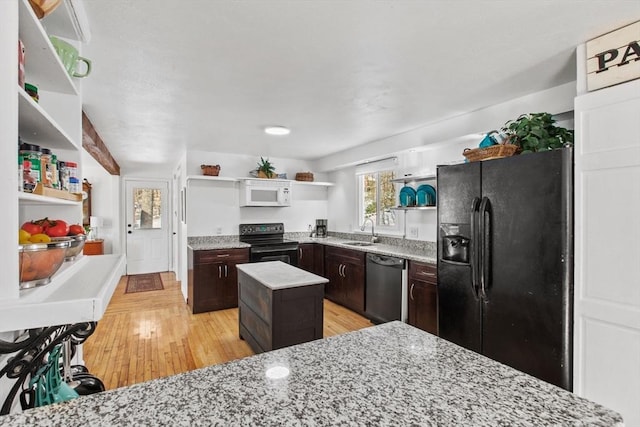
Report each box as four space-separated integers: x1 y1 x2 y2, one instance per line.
315 219 328 238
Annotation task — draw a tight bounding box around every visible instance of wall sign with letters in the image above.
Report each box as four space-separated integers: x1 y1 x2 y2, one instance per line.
586 20 640 91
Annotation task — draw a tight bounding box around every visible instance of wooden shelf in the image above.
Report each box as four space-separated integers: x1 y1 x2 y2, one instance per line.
18 0 78 95
0 254 125 333
18 190 81 206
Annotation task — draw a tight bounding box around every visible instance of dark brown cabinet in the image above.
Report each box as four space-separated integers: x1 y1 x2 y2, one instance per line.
298 243 325 276
188 248 250 314
324 246 365 315
407 261 438 335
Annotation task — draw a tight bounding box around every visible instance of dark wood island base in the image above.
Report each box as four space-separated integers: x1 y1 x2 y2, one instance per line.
237 261 328 353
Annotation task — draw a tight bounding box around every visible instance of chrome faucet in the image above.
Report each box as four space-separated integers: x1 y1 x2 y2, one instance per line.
361 217 379 243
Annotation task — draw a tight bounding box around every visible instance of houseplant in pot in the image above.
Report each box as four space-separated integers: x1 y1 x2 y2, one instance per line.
501 112 574 154
256 157 276 178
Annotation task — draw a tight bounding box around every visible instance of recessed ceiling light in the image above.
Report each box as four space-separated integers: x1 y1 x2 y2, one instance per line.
264 126 291 136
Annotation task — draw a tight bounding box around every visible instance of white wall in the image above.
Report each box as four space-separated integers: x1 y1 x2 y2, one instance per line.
326 83 577 242
81 150 121 254
186 151 329 235
313 82 576 172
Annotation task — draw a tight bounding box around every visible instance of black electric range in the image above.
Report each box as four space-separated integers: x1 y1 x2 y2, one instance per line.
239 223 299 266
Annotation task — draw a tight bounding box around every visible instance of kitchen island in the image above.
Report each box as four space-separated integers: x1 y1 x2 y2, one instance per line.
0 322 622 426
237 261 327 353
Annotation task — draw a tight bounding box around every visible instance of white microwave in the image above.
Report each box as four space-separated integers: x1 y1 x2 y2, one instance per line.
240 179 291 207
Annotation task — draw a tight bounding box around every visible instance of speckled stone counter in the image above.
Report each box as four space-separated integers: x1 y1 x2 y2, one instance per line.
187 235 250 250
188 234 436 264
1 322 622 426
297 236 437 264
237 261 328 290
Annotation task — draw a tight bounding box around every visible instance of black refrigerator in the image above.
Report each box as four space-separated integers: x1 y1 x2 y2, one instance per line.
437 148 573 391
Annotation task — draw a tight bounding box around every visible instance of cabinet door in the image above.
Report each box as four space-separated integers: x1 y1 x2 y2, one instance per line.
312 244 325 276
324 256 343 304
343 259 365 314
298 243 315 273
192 261 227 313
408 279 438 335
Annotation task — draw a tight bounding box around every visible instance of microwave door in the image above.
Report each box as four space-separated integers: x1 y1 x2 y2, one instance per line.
250 188 279 206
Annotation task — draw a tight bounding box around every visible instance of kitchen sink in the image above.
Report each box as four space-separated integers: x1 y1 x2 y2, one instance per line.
344 241 375 247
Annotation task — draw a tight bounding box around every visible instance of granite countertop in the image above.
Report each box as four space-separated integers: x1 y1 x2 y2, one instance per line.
188 240 251 250
237 261 328 290
188 235 436 264
2 322 622 426
298 236 437 264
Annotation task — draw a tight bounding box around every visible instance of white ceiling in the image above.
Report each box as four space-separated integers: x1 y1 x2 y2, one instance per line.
77 1 640 173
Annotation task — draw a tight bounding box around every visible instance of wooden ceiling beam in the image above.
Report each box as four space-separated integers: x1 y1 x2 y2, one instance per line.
82 111 120 175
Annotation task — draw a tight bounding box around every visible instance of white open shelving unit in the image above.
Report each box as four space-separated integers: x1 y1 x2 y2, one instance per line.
0 0 125 330
186 175 334 186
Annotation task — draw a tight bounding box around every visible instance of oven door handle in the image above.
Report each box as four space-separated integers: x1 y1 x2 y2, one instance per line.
251 246 299 254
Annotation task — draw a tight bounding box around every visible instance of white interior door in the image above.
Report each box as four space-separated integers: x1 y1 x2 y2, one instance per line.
125 179 170 275
574 79 640 426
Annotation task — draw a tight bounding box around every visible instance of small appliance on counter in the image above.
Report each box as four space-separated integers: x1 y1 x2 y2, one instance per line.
315 219 327 238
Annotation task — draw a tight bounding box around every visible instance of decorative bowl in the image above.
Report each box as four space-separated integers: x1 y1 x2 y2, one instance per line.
19 240 70 289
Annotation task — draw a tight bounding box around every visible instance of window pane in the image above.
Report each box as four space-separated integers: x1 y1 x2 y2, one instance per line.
133 188 162 229
364 173 377 223
379 171 396 226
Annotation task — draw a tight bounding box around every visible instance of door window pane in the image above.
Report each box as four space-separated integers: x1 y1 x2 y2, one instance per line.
133 188 162 229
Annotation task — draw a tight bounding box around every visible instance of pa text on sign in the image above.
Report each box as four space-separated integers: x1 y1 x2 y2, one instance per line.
586 21 640 91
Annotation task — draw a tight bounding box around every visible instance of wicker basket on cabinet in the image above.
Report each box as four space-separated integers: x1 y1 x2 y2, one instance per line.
295 172 314 182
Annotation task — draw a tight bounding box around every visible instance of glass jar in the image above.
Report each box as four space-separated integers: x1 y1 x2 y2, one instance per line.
68 177 81 194
24 83 39 103
19 143 41 192
60 161 78 192
40 148 59 189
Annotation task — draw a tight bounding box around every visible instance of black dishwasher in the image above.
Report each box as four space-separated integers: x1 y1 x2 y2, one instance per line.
365 253 406 324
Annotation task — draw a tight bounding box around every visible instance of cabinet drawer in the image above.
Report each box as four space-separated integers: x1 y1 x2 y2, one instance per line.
325 246 365 264
409 261 437 283
195 248 249 264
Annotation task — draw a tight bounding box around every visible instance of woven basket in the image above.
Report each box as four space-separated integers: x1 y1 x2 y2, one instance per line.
295 172 314 182
462 144 519 162
201 164 220 176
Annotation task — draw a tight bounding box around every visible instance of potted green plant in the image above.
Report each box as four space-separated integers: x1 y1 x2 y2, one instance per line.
501 112 574 154
256 157 276 178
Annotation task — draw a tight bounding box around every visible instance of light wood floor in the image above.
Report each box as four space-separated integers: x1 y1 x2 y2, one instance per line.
83 272 373 390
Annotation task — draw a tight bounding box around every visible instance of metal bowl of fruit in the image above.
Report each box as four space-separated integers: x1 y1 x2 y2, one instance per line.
51 234 87 261
19 240 71 290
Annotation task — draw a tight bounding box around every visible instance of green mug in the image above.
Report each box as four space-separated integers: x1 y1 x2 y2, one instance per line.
49 36 92 78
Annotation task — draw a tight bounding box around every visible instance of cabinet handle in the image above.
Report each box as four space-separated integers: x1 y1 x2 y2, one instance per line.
217 254 230 258
218 266 222 279
338 264 343 277
410 283 415 300
342 264 347 277
224 265 228 277
418 271 436 277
